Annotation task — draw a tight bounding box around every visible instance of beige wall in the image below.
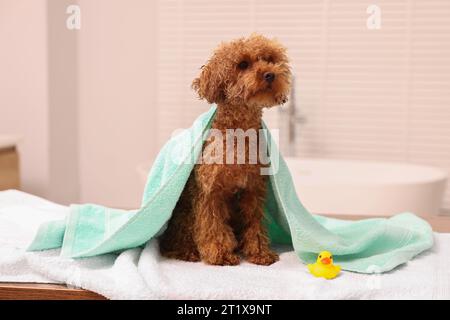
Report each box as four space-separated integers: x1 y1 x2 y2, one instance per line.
0 0 50 197
0 0 81 204
47 0 80 204
77 0 158 208
0 0 159 208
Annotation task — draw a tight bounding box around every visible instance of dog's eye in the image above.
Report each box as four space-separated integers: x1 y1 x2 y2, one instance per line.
238 61 249 70
266 56 274 63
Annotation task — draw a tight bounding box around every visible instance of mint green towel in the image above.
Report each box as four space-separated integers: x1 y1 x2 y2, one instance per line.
28 105 433 273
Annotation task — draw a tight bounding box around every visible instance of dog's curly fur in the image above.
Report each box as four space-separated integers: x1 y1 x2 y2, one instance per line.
159 34 291 266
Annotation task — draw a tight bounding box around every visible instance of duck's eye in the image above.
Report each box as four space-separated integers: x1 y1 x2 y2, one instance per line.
238 61 249 70
330 256 333 259
319 255 322 259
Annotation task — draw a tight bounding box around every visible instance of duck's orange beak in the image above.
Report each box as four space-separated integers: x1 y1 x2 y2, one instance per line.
321 257 331 265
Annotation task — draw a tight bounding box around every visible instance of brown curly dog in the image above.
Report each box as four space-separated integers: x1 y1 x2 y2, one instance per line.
159 34 291 266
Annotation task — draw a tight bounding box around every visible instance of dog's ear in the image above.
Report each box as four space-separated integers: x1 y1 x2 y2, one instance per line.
192 63 225 104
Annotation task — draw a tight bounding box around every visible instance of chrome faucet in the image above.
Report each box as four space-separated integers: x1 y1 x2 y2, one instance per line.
279 76 307 156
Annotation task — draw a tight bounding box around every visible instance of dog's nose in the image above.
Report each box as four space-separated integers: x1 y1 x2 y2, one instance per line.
263 72 275 83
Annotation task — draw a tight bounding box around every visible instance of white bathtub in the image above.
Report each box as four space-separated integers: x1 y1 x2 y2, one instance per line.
137 158 448 217
284 157 447 217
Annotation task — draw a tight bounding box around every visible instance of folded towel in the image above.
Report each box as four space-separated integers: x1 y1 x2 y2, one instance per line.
28 105 433 273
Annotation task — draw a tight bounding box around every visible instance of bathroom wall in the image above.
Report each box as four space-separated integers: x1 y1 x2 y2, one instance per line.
0 0 159 208
0 0 80 203
76 0 158 208
47 0 80 204
0 0 50 197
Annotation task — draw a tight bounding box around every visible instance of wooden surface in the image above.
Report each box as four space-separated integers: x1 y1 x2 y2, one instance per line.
1 214 449 300
0 147 20 191
0 282 105 300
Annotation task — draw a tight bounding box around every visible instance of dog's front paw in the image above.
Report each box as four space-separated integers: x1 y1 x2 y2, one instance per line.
161 249 201 262
204 252 240 266
247 251 279 266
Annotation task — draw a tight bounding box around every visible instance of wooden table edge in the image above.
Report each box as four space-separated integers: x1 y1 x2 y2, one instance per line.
0 282 105 300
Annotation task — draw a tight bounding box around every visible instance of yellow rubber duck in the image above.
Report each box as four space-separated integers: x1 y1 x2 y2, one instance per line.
307 251 341 280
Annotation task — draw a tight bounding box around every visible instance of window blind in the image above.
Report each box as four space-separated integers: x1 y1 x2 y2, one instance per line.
156 0 450 210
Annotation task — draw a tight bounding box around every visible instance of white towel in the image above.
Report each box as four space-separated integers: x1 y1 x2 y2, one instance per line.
1 190 449 299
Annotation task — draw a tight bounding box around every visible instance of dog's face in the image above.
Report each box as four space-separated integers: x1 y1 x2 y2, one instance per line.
192 34 291 108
